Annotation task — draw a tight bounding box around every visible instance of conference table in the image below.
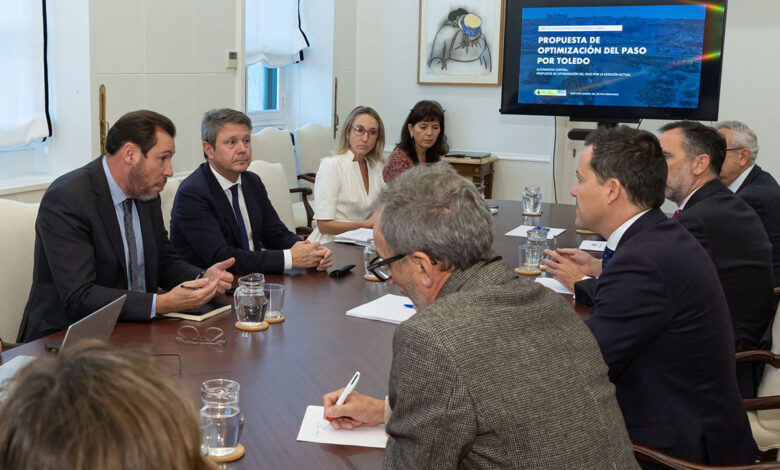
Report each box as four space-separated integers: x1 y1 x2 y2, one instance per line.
0 201 602 469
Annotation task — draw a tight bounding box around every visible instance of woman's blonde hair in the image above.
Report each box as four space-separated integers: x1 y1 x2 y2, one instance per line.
0 340 216 470
335 105 386 166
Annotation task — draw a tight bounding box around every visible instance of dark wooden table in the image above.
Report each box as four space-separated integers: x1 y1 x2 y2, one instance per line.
0 201 601 469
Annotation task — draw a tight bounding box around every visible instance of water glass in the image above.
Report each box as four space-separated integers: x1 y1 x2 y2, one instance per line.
518 244 544 273
522 185 542 214
201 378 240 406
234 273 267 327
200 405 241 457
264 283 285 320
363 239 378 277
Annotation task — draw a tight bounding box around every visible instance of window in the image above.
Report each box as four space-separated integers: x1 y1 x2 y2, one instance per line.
246 62 284 127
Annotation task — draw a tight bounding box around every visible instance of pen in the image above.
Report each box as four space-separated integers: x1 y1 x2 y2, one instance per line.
181 284 200 290
327 371 360 422
404 304 415 309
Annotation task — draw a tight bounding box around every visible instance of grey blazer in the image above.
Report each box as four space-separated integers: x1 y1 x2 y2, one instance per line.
384 258 639 470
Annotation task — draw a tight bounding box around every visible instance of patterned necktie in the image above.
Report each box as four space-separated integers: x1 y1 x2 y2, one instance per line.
230 184 250 250
122 199 140 291
601 246 615 270
673 209 681 218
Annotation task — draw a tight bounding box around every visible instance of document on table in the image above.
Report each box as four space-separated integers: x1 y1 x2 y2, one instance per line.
334 228 374 246
297 405 388 448
346 294 415 324
0 355 36 381
535 276 574 295
505 225 565 239
579 240 607 252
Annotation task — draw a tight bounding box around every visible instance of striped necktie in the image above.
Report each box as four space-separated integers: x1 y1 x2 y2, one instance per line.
122 199 141 291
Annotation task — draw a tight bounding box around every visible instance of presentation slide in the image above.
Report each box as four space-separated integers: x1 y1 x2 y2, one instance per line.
517 5 707 108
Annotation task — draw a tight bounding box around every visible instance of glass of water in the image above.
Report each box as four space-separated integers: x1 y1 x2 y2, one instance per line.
522 185 542 214
200 405 241 457
518 244 544 274
264 283 285 320
233 273 267 327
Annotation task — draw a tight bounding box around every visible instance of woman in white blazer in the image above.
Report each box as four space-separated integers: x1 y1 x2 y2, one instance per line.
308 106 386 244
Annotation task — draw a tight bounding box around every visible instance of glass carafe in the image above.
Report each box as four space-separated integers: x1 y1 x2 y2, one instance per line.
233 273 267 327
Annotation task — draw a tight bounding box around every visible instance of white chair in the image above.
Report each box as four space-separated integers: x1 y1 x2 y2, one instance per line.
252 128 313 228
0 200 39 343
740 300 780 459
247 160 312 238
294 123 334 180
158 175 182 234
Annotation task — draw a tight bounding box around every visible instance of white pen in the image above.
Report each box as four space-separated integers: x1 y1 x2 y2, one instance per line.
336 371 360 405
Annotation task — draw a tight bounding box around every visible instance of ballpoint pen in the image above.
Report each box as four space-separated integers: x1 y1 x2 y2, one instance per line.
326 371 360 422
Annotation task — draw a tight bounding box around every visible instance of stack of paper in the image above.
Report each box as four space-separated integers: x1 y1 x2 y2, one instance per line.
505 225 566 239
346 294 415 324
579 240 607 252
334 228 374 246
534 277 574 295
297 405 388 448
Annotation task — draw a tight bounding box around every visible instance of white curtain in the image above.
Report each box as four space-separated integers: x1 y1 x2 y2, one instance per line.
246 0 309 68
0 0 50 148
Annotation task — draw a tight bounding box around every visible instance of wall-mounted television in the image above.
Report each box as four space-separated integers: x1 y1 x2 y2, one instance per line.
500 0 727 122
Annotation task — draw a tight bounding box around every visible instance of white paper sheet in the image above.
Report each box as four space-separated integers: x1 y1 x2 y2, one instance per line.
579 240 607 252
346 294 416 324
534 276 574 295
505 225 566 239
334 228 374 246
296 405 388 448
0 356 36 381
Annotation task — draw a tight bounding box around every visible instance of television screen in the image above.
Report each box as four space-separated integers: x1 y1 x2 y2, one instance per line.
500 0 727 121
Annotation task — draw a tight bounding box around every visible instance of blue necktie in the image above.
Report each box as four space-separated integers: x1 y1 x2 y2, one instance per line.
122 199 141 291
602 246 615 270
230 184 250 251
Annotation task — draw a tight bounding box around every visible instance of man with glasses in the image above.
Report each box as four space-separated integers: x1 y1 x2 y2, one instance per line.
716 120 780 287
322 163 640 469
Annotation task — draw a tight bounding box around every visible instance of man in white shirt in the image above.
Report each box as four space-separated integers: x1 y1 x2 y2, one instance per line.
170 109 331 274
716 120 780 286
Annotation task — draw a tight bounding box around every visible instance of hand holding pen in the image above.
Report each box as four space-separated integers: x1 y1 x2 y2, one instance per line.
322 371 386 430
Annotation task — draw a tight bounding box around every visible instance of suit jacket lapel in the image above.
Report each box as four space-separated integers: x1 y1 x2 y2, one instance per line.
137 200 158 292
617 208 666 250
89 158 129 281
683 179 721 211
240 172 263 249
201 163 243 246
741 165 761 189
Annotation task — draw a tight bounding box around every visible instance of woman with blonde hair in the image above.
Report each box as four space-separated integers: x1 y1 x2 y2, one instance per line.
0 340 216 470
308 106 386 243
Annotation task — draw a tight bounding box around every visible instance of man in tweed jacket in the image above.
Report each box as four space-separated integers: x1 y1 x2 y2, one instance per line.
323 163 639 469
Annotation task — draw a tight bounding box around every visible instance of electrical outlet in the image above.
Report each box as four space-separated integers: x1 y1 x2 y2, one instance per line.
226 50 238 69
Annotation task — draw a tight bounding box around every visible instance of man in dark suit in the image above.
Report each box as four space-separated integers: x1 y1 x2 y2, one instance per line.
18 110 234 343
170 109 331 274
717 120 780 287
660 121 775 398
545 126 755 468
322 164 640 469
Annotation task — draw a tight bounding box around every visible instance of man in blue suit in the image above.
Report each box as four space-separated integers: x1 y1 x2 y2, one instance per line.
545 126 756 468
171 109 331 274
717 120 780 287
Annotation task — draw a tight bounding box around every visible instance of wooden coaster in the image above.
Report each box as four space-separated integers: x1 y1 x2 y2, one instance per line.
235 321 268 331
515 267 542 276
521 210 543 216
208 443 245 463
363 274 381 282
576 228 597 235
265 315 285 324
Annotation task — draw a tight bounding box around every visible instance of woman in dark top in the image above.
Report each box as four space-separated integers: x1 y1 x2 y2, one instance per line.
383 100 449 183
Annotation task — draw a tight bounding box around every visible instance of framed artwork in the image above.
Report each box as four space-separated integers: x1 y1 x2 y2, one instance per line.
417 0 505 86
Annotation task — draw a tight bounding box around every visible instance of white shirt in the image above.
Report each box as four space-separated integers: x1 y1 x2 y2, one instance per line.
606 209 651 251
308 150 386 244
209 164 292 269
728 164 754 193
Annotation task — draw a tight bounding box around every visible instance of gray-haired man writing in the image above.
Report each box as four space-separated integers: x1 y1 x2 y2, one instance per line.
322 163 638 469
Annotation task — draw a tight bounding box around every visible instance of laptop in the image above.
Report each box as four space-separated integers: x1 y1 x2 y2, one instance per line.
46 295 127 353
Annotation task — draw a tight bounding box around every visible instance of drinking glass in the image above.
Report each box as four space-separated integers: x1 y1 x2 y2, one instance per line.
518 244 544 273
522 185 542 214
200 405 241 457
264 283 285 320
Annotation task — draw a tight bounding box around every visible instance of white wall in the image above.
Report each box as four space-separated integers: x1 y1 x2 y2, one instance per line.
353 1 780 202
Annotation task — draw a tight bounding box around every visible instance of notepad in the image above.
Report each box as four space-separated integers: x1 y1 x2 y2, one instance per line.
534 276 574 295
334 228 374 246
579 240 607 252
346 294 415 324
297 405 388 448
505 225 566 239
0 356 36 382
158 303 231 322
